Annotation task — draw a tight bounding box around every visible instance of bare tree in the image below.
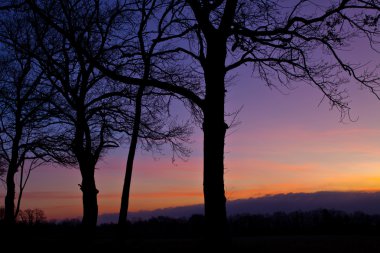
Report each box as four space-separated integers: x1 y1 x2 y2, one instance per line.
178 0 380 240
21 0 192 228
23 1 150 229
30 33 125 229
18 208 46 224
117 0 194 227
0 9 59 225
109 0 380 239
14 159 47 218
26 0 380 242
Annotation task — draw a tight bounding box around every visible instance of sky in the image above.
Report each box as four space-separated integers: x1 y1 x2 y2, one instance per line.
2 34 380 221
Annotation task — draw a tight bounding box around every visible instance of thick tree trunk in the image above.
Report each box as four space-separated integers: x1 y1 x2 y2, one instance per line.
80 168 99 229
74 109 99 229
118 86 144 226
203 109 228 240
4 167 17 224
202 34 229 241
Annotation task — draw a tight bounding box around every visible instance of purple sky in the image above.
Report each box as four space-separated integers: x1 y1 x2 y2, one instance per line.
2 29 380 220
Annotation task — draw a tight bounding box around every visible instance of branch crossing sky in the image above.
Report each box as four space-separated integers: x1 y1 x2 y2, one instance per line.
1 33 380 221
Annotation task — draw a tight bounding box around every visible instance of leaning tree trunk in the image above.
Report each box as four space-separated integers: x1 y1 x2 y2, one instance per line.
202 33 229 241
79 164 99 229
118 85 144 226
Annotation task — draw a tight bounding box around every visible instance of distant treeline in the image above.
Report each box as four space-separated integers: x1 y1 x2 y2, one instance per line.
229 209 380 236
125 209 380 237
2 209 380 238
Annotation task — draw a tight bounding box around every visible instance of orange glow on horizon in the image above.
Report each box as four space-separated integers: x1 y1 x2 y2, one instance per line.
9 185 380 220
3 78 380 221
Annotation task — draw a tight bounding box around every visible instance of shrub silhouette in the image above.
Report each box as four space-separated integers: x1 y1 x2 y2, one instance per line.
18 208 46 225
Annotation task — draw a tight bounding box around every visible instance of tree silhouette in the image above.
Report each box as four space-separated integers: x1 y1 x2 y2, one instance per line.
175 0 380 241
26 0 380 242
26 0 193 230
27 17 130 229
18 208 46 224
118 0 194 227
0 9 60 225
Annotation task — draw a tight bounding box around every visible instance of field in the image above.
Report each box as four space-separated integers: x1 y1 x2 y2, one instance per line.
100 235 380 252
2 211 380 252
2 227 380 253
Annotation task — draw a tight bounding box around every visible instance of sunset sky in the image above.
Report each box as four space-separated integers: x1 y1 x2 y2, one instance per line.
2 37 380 220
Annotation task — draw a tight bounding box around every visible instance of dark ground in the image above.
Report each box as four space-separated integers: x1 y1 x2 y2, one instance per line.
1 225 380 253
83 235 380 253
2 210 380 252
2 232 380 253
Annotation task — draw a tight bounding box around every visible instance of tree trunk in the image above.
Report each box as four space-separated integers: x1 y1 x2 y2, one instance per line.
202 93 228 241
80 167 99 229
4 126 22 225
4 166 17 224
118 86 144 226
15 177 23 219
15 160 27 218
202 34 229 241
